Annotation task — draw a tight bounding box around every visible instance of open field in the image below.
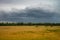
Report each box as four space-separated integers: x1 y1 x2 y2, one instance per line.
0 26 60 40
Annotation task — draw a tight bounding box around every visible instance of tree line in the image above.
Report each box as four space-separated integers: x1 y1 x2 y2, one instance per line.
0 22 60 26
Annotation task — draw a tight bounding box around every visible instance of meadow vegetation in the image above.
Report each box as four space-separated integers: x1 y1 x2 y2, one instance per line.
0 25 60 40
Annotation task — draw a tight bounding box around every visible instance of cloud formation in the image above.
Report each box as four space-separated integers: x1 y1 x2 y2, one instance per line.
0 0 60 23
0 7 60 23
0 0 59 12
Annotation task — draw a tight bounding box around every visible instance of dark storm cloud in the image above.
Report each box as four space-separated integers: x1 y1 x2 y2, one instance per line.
0 7 60 23
0 0 60 23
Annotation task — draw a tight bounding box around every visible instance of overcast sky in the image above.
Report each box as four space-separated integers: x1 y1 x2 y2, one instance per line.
0 0 60 23
0 0 59 12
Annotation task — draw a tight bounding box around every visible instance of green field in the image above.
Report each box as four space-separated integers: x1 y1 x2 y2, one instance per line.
0 26 60 40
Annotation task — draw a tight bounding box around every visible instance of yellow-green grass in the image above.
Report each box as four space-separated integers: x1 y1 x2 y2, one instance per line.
0 26 60 40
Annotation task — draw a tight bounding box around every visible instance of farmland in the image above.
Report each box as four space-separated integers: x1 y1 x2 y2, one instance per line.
0 26 60 40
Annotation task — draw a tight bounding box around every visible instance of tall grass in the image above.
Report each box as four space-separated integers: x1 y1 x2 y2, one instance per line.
0 26 60 40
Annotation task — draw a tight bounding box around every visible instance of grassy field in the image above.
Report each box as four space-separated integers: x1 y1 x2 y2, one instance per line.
0 26 60 40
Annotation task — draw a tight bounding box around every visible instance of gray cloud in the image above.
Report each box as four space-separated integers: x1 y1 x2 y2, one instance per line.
0 0 24 4
0 7 60 23
0 0 60 23
0 0 40 5
0 0 59 12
